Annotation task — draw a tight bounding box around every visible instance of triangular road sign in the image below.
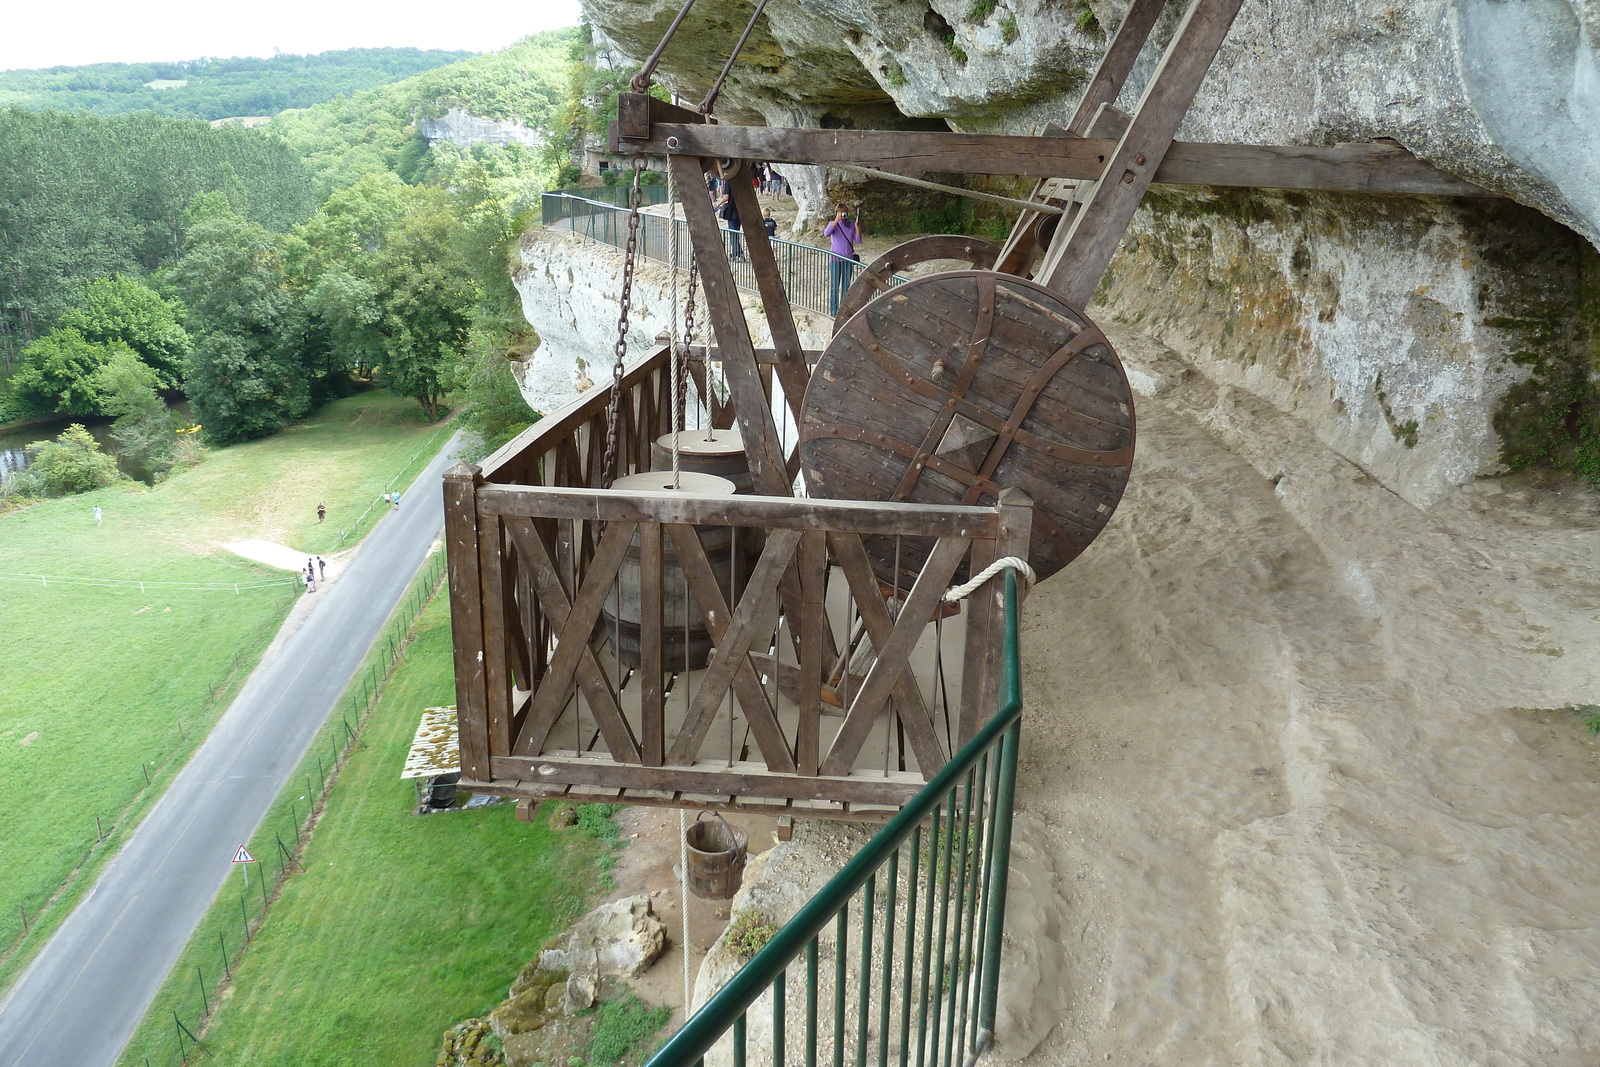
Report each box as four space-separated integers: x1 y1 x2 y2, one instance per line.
232 844 255 864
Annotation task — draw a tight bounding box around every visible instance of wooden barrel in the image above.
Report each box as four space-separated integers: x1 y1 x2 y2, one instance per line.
684 812 748 900
651 428 752 494
602 471 742 672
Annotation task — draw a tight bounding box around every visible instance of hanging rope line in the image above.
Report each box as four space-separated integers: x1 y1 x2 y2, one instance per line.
942 556 1036 603
0 571 297 592
678 807 694 1014
667 166 684 488
831 163 1066 216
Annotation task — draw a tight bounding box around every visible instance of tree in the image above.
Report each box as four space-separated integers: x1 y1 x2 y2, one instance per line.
11 328 127 415
26 424 121 494
59 275 191 388
96 348 176 478
370 190 476 420
170 196 308 444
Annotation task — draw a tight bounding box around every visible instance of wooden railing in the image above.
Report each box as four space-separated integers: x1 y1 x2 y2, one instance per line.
445 346 1029 818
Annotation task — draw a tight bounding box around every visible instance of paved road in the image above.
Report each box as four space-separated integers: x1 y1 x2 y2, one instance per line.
0 435 464 1067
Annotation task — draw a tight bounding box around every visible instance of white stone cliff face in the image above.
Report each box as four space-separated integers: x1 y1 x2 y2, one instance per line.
584 0 1600 248
418 106 542 149
510 229 833 418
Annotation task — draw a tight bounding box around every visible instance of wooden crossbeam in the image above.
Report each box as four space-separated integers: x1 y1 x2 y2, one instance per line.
821 535 970 776
506 518 642 764
664 524 800 771
1043 0 1247 307
623 124 1490 198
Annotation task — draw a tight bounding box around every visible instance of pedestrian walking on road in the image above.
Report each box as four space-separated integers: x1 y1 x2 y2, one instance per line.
317 502 326 522
93 505 102 526
383 491 392 507
393 490 402 507
316 557 325 580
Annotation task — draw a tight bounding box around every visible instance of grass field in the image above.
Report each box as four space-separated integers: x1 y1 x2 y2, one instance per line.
120 594 609 1066
0 391 451 986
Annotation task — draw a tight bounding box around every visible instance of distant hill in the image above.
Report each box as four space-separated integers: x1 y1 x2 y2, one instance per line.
0 48 477 121
268 30 580 192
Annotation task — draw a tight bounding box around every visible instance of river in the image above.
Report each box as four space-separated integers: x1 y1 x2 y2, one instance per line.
0 402 192 485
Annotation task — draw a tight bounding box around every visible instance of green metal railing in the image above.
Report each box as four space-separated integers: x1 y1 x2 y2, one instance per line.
540 191 907 318
646 569 1024 1067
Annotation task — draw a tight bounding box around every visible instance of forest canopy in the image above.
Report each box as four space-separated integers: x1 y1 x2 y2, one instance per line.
0 48 474 121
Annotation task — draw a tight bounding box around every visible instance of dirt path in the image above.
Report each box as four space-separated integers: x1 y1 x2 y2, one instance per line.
993 329 1600 1065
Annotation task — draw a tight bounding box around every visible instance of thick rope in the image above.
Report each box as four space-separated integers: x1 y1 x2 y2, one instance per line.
942 555 1036 603
679 807 694 1014
831 163 1065 216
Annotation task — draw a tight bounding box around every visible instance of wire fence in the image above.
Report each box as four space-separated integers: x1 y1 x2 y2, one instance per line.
132 551 449 1067
541 191 904 318
332 423 455 548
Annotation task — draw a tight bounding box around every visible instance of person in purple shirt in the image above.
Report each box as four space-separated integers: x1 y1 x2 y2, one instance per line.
824 203 863 316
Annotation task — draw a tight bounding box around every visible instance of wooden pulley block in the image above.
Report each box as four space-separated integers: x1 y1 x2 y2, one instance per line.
800 269 1135 586
833 234 1000 334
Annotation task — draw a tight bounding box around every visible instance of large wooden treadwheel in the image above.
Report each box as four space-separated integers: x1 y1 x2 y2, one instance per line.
801 269 1135 585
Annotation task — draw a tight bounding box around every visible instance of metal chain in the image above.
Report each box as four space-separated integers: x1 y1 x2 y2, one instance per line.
667 167 683 488
602 159 646 488
681 255 700 435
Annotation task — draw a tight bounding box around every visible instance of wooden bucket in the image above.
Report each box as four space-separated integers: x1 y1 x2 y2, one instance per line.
684 812 748 900
652 429 751 494
602 471 742 672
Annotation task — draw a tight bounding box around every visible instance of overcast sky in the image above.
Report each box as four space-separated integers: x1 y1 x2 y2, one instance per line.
1 0 584 71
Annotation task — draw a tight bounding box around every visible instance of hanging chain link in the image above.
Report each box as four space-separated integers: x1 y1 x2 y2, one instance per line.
681 255 700 434
601 158 646 488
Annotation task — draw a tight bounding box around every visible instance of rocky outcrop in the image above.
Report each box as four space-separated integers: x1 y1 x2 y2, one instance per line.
539 894 668 980
510 227 834 417
419 107 542 149
583 0 1600 248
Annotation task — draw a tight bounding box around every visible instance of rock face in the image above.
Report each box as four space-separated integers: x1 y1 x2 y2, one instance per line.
539 894 668 979
583 0 1600 248
511 227 834 417
419 107 542 149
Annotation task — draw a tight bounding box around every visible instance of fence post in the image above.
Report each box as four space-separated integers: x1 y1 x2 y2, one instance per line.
196 966 209 1016
240 890 250 942
18 903 27 935
258 861 268 913
96 816 104 843
219 930 230 979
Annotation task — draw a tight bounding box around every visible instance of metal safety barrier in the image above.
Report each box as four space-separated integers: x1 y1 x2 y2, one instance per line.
540 191 902 318
645 569 1025 1067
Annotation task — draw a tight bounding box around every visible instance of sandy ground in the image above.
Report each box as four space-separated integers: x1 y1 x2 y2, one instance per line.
985 328 1600 1065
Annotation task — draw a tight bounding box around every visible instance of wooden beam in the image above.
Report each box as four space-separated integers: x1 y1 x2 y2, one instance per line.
1068 0 1167 132
625 125 1491 197
726 169 811 425
476 483 1001 537
1044 0 1248 307
486 755 925 806
444 463 491 780
668 154 791 497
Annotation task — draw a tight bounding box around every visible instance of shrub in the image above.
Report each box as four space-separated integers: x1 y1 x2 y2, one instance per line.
26 424 122 494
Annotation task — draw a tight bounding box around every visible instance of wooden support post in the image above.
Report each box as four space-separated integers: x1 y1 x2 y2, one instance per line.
725 171 811 426
959 489 1033 743
639 522 665 767
668 154 790 498
1041 0 1247 308
444 463 491 780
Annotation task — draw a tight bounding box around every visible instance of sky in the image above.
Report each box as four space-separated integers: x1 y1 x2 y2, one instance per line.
1 0 584 71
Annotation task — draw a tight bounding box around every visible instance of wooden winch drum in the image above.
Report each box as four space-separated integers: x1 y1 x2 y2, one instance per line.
601 471 742 672
651 428 752 494
684 812 748 900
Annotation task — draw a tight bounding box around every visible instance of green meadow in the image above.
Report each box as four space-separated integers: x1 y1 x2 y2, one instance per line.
0 391 450 987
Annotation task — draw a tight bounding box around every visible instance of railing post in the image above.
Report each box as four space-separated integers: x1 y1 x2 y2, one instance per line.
977 571 1022 1040
444 462 492 779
